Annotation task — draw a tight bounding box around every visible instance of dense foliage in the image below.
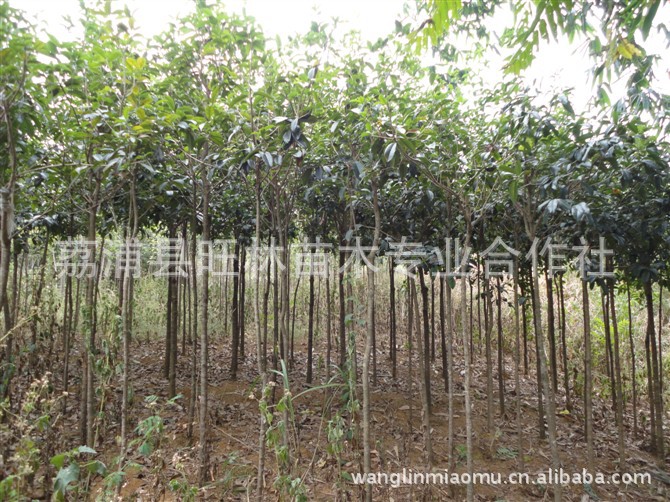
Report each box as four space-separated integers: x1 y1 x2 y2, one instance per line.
1 0 669 500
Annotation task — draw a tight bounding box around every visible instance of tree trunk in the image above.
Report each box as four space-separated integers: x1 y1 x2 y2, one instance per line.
198 168 211 484
168 226 179 398
239 246 246 360
530 277 545 439
120 173 138 457
418 270 432 415
390 258 397 380
644 281 664 459
306 248 315 384
558 274 570 411
513 267 524 471
496 277 505 417
0 189 14 343
531 262 562 501
362 179 380 502
546 272 558 391
460 265 474 502
609 281 625 469
253 162 268 499
338 250 346 367
82 173 100 447
627 285 638 437
411 278 433 468
230 239 240 379
582 280 594 469
440 275 447 392
484 278 493 430
602 288 616 410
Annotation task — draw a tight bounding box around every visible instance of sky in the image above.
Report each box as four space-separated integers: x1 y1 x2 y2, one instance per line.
12 0 403 40
10 0 670 115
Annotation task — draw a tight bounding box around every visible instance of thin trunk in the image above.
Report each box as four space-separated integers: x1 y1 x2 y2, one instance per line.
181 225 188 350
419 270 432 414
164 229 174 379
440 275 447 391
9 247 16 334
645 313 656 452
0 190 13 342
61 274 72 411
239 246 246 360
445 275 455 480
199 167 211 484
558 274 570 411
461 266 474 502
326 259 332 380
279 227 291 466
469 277 474 363
83 174 100 447
230 240 240 379
362 265 375 502
29 231 50 356
609 281 625 469
254 161 268 499
513 267 524 471
121 173 138 450
168 226 178 398
390 258 397 380
362 178 380 502
582 280 594 469
627 285 638 437
658 286 663 397
496 277 505 417
521 281 529 375
262 237 272 371
273 238 279 368
272 243 279 396
530 276 545 439
306 248 315 384
644 281 664 459
338 250 346 367
546 272 558 391
187 220 198 441
602 287 616 410
484 279 493 430
477 269 482 358
430 276 435 362
289 270 301 365
411 279 434 467
408 279 414 435
531 262 562 501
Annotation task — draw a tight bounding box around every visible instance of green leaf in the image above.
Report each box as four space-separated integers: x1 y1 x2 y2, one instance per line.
138 440 153 456
77 445 97 455
384 142 397 163
104 470 126 488
642 0 660 39
571 201 590 222
558 94 574 116
85 460 107 476
509 179 518 203
54 463 80 495
50 453 67 469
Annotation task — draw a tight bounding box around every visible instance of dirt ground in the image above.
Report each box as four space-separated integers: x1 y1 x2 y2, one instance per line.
47 332 666 502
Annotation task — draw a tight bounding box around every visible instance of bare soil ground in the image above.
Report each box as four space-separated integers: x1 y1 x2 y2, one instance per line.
51 333 670 501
